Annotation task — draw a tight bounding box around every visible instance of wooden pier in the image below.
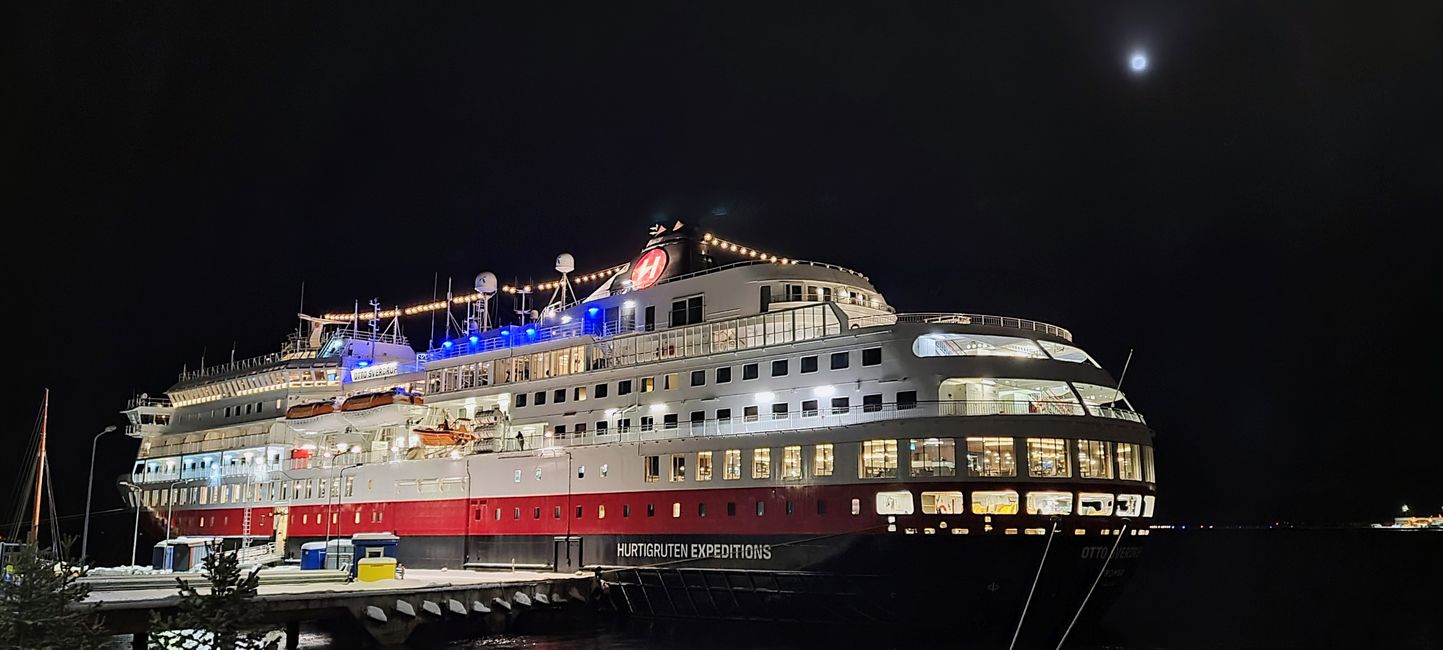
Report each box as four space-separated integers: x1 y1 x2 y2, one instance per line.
84 568 596 648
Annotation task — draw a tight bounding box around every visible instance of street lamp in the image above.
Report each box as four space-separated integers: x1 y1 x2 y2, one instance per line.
80 424 119 566
165 479 186 541
117 481 142 566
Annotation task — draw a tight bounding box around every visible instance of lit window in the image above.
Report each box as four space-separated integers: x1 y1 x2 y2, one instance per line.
663 373 678 390
875 490 914 515
1116 494 1143 517
672 502 681 518
850 498 861 515
670 455 686 482
909 438 956 477
752 448 771 479
1143 445 1157 483
782 446 802 480
1027 438 1072 478
1073 382 1141 422
1077 440 1114 479
641 377 654 393
1078 493 1115 516
813 444 834 477
939 378 1083 416
965 437 1016 477
1026 491 1074 515
723 449 741 480
971 490 1020 515
598 505 606 519
859 439 898 479
1116 443 1143 480
1036 340 1099 366
920 491 964 515
644 455 660 483
912 333 1048 359
574 386 587 401
1143 495 1156 518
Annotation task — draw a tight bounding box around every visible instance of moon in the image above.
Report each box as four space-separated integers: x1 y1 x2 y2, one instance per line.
1130 51 1149 73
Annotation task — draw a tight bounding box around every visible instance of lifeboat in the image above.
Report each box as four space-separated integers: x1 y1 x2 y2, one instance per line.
341 388 423 412
413 417 477 446
285 401 335 420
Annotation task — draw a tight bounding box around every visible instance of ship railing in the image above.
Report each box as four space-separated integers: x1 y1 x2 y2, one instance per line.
847 313 1073 342
540 399 1143 448
126 396 173 409
282 450 391 471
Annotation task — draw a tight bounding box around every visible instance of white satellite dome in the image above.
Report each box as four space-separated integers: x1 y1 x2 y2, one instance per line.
474 271 498 294
555 253 575 274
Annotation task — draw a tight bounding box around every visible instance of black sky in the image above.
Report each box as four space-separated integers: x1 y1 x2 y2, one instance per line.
8 2 1442 540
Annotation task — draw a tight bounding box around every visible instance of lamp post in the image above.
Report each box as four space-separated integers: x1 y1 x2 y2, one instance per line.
118 481 142 566
165 479 186 541
80 425 118 566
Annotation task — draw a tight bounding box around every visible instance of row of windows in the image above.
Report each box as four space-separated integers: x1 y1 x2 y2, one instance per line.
547 392 916 438
512 347 883 409
486 496 866 521
874 489 1156 518
142 476 359 508
636 438 1156 483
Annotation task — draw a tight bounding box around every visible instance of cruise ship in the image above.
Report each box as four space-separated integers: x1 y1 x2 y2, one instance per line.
121 223 1157 644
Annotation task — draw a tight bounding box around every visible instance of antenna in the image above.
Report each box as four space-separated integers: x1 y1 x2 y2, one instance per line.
471 272 498 332
1112 348 1135 403
428 272 438 350
547 253 577 313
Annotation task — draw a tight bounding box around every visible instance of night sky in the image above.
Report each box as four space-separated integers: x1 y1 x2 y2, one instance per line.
9 2 1442 547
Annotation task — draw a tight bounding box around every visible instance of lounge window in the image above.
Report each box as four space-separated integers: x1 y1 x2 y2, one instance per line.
1078 440 1114 479
861 347 882 366
1116 494 1143 517
1037 340 1100 366
716 367 732 383
771 359 788 377
690 370 705 387
860 439 898 479
1026 491 1074 515
965 437 1017 477
830 351 849 370
723 449 741 480
1027 438 1071 478
813 444 834 477
574 386 587 401
920 491 964 515
800 356 818 373
697 451 713 481
909 438 956 477
1073 382 1142 422
1116 442 1143 481
644 455 661 483
875 490 914 515
742 363 758 380
1078 493 1115 516
782 446 802 480
971 490 1020 515
670 455 686 482
752 448 771 479
912 333 1049 359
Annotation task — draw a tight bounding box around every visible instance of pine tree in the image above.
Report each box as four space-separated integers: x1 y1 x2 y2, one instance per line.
0 544 105 650
150 542 275 649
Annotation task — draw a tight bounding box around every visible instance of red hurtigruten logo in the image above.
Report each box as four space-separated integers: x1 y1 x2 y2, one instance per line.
629 248 668 290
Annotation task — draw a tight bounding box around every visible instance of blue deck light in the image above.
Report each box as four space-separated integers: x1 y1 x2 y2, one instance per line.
357 360 370 368
469 335 479 344
525 327 537 337
499 329 511 336
442 340 453 348
587 307 600 317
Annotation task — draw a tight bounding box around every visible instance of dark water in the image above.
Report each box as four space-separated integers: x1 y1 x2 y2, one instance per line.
288 529 1441 649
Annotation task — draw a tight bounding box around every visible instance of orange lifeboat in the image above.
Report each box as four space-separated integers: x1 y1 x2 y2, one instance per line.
413 417 477 446
286 401 335 419
341 388 423 412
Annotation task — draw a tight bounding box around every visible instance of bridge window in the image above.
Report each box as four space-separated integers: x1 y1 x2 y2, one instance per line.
940 378 1083 416
912 333 1048 359
860 439 899 479
1027 438 1072 478
1026 491 1074 515
965 437 1017 477
920 491 964 515
875 490 914 515
1078 440 1114 479
1078 493 1115 516
971 490 1019 515
909 438 956 477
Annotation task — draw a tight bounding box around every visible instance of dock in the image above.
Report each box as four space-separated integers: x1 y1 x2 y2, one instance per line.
84 568 596 648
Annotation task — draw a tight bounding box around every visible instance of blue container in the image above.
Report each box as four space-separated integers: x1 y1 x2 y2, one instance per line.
299 542 327 570
349 533 399 577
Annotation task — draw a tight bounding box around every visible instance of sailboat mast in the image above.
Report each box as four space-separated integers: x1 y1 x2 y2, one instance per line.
28 389 49 544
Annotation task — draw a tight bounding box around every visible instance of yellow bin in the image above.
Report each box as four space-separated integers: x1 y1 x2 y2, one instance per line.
356 557 397 582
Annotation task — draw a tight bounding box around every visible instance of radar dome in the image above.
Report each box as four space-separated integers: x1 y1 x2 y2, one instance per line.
474 272 498 294
555 253 575 274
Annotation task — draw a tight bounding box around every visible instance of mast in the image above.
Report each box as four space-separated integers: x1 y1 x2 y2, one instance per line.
28 389 48 544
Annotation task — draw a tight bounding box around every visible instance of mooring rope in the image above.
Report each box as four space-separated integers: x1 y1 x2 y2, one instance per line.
1054 520 1130 650
1008 518 1059 650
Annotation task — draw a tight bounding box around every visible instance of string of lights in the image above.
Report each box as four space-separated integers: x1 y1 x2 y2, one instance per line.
702 232 795 265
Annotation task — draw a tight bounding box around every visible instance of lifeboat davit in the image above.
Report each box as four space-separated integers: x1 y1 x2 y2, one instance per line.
341 388 423 412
